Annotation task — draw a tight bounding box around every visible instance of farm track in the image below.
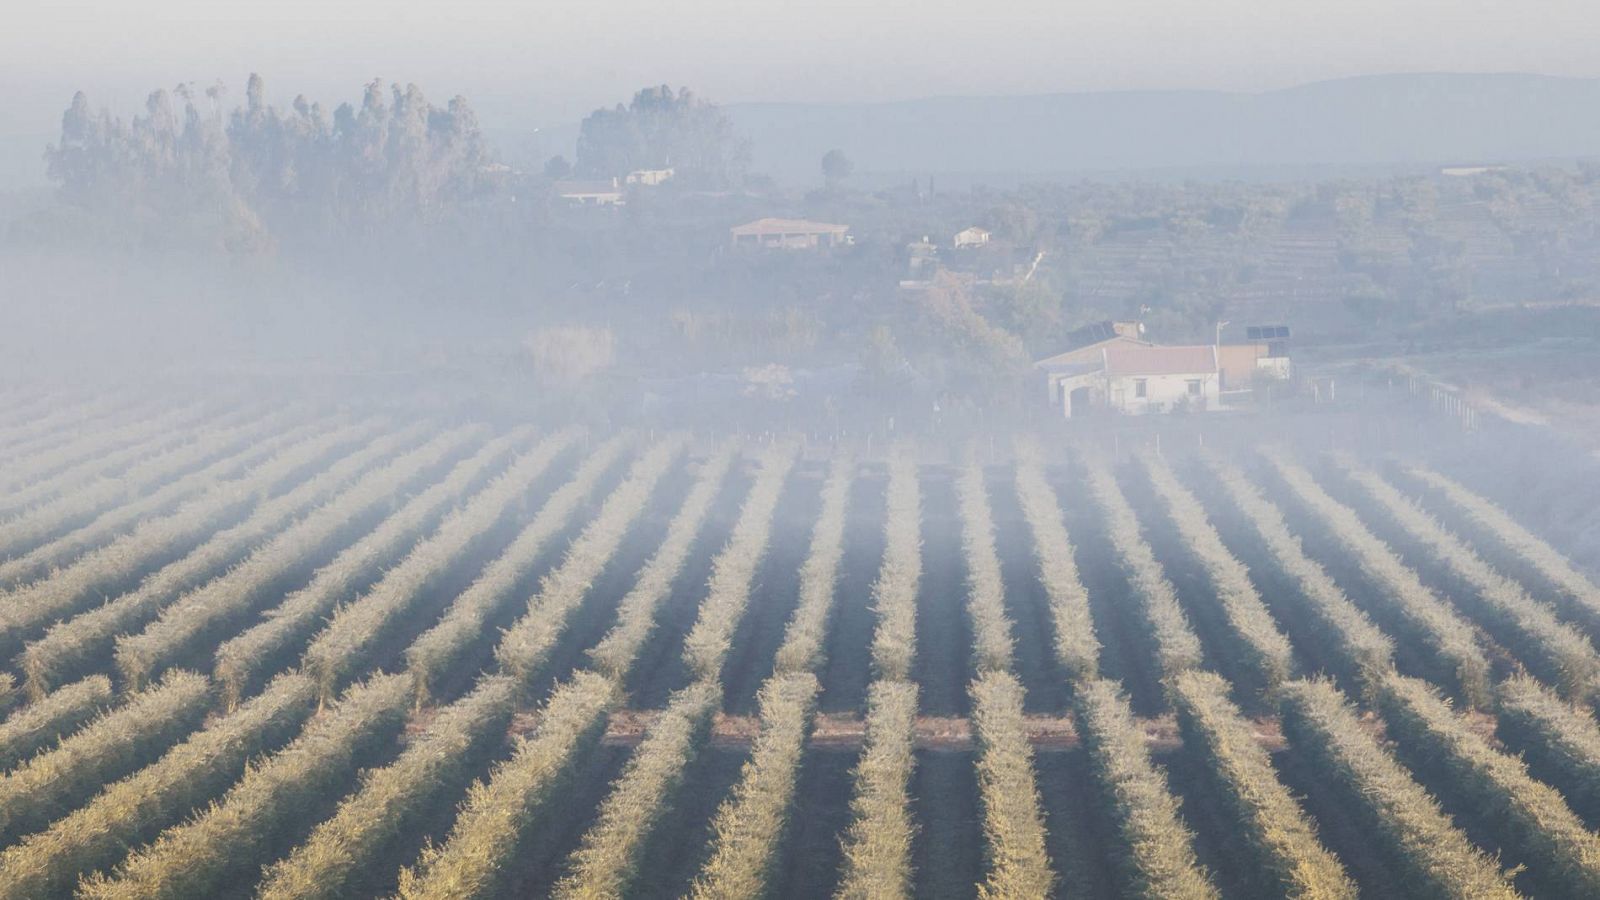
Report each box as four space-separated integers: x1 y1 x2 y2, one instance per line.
6 402 1600 896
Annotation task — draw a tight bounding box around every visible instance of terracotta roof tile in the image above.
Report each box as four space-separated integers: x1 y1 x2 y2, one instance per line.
1104 344 1217 376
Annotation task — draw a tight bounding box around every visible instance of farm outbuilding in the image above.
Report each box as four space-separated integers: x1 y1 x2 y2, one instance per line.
1101 344 1220 414
1034 321 1148 416
730 218 852 250
1038 321 1296 417
953 226 991 249
1042 344 1221 417
556 178 625 206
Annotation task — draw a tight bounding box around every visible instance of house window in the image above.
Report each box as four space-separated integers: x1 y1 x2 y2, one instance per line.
1187 379 1202 396
1134 379 1147 398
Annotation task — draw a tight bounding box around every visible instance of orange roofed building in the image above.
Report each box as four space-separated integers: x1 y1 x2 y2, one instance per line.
1035 324 1222 418
1100 344 1220 415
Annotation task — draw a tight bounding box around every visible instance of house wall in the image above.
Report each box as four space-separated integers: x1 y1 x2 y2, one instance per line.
625 169 673 186
1257 356 1292 379
732 231 845 249
1217 343 1266 389
1106 371 1219 414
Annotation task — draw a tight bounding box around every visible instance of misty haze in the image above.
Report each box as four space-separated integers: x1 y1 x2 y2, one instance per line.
3 2 1600 898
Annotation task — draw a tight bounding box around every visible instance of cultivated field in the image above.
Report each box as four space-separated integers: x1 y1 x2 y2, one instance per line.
2 392 1600 897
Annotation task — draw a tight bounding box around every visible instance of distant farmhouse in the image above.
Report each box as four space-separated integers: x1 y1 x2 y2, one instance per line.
557 169 674 206
730 218 851 250
624 168 674 186
904 236 939 282
555 178 625 206
953 226 991 249
1035 321 1291 417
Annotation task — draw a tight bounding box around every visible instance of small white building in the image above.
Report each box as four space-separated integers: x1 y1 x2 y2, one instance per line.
730 218 852 250
1035 321 1147 414
625 168 675 186
905 236 939 280
1102 345 1220 414
556 178 625 206
954 226 991 249
1039 340 1221 418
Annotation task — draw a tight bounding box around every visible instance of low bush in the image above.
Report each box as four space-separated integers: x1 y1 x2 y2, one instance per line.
1077 677 1218 899
396 671 618 900
1171 670 1355 898
1013 440 1099 683
0 674 112 772
1278 677 1519 898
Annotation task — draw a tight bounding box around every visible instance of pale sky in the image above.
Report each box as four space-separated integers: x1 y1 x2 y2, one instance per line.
4 0 1600 139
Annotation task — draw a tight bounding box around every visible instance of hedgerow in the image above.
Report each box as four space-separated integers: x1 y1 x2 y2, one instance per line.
1340 460 1599 702
689 673 821 899
869 448 921 682
0 415 319 587
1139 449 1295 693
587 444 738 679
1013 439 1100 683
0 672 316 898
257 675 518 900
1278 677 1520 898
395 670 618 900
0 674 112 771
1201 453 1394 691
0 420 378 648
0 670 212 845
1082 457 1206 683
555 679 722 898
466 437 679 692
771 453 854 675
300 430 585 699
79 672 411 899
1077 677 1219 899
1378 671 1600 895
1264 450 1492 709
212 427 535 706
970 670 1054 898
1171 670 1355 898
0 408 259 558
956 459 1016 674
1496 674 1600 813
38 424 443 694
680 442 797 680
835 678 919 899
0 403 194 504
836 448 922 899
88 425 470 694
1404 463 1600 629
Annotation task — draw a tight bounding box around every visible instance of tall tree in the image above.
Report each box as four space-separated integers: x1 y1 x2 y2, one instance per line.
821 149 853 188
46 75 494 246
574 85 749 188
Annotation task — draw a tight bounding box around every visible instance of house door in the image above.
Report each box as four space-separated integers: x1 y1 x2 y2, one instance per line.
1069 386 1094 418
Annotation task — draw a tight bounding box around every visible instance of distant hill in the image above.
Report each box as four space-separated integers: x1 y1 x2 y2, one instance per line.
724 73 1600 186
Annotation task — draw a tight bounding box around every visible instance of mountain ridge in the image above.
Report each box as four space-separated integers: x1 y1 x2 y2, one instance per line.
717 72 1600 185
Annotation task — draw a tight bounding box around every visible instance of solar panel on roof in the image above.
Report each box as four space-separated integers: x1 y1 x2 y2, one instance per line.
1246 325 1290 341
1066 321 1117 350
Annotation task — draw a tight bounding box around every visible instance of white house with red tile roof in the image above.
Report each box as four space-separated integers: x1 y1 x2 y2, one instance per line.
1101 344 1220 414
1035 331 1222 417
